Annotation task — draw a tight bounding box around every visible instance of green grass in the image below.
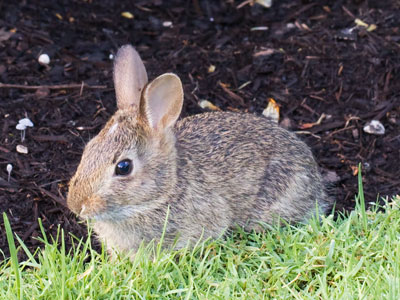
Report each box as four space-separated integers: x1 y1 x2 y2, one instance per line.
1 193 400 299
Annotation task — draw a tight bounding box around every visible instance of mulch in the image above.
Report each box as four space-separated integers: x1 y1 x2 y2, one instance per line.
0 0 399 258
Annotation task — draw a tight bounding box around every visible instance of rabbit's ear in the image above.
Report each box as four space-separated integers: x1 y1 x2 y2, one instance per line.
113 45 148 110
142 73 183 131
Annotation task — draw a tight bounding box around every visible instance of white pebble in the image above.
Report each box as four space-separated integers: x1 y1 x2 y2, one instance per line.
16 145 28 154
286 23 295 29
38 53 50 65
363 120 385 135
109 53 114 60
162 21 173 28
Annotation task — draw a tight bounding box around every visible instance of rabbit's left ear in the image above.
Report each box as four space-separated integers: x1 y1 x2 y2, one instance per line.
113 45 148 110
141 73 183 131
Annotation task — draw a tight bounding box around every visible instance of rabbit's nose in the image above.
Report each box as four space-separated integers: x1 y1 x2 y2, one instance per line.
66 195 83 215
78 194 106 219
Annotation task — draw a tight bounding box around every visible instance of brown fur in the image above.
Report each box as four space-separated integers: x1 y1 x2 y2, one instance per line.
67 45 332 256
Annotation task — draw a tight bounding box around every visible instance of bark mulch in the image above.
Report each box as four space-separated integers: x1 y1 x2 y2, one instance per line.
0 0 399 258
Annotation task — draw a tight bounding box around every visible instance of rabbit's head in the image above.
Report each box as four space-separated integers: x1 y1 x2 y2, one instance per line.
67 45 183 221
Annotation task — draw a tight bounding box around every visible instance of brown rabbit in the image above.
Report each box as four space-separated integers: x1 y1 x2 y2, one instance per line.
67 45 331 255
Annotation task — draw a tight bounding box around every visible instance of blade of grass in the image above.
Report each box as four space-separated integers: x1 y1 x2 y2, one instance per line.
357 163 368 232
156 205 170 259
15 234 40 269
61 229 66 300
3 213 22 300
38 218 48 244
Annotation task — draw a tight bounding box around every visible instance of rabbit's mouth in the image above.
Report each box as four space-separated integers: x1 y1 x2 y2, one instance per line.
79 203 134 222
82 203 160 223
80 206 113 221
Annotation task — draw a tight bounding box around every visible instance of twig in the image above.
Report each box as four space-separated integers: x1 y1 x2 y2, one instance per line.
327 125 355 138
0 82 107 90
295 131 321 139
0 146 10 153
237 0 252 9
38 187 67 207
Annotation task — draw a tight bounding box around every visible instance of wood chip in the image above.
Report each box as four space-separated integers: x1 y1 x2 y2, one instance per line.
121 12 134 19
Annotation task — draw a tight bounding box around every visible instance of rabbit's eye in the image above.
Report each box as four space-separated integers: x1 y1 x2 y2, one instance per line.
115 159 133 176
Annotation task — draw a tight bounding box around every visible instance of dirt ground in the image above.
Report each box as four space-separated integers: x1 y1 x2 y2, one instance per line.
0 0 399 257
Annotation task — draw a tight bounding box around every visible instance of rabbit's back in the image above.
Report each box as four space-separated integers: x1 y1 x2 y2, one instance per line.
174 111 329 229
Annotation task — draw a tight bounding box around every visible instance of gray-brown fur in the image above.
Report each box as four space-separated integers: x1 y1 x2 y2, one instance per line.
67 45 332 256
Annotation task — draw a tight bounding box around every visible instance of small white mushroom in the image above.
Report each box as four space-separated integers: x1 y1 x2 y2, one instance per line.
16 118 34 142
38 53 50 65
18 118 34 127
6 164 12 182
16 123 27 141
16 123 26 130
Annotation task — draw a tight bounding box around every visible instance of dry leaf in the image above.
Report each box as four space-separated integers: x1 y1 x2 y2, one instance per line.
121 12 134 19
255 0 272 8
208 65 216 73
354 18 368 28
299 123 315 129
351 165 358 176
262 98 279 123
322 6 331 13
253 48 275 57
299 113 326 129
367 24 377 32
199 100 220 111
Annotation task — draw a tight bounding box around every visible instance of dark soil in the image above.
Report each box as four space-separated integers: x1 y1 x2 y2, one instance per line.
0 0 399 258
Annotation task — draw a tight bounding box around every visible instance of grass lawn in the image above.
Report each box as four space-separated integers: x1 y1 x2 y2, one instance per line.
1 175 399 299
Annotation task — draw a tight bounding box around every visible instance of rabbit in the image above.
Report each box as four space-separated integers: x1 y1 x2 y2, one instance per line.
67 44 332 256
